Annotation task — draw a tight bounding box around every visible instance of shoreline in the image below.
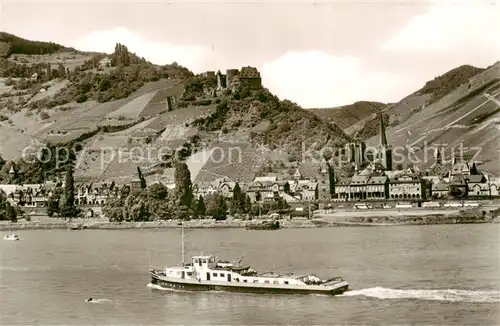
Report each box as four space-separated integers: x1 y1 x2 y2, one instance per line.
1 212 498 231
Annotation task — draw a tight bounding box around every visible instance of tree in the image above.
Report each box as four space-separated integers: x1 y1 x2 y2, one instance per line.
59 166 78 219
113 43 131 67
46 187 62 217
174 162 193 208
195 195 206 218
232 182 242 202
137 167 147 190
148 183 168 200
0 191 17 222
58 63 66 78
244 195 252 214
206 193 227 220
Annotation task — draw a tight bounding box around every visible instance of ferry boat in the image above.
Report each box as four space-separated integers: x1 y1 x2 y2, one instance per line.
245 221 280 230
149 224 349 295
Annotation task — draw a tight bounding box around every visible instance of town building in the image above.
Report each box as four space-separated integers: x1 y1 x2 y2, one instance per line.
75 183 117 205
388 174 426 200
431 180 449 198
366 176 388 200
346 139 366 168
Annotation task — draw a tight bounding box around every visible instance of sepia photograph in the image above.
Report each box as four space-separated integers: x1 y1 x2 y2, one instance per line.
0 0 499 324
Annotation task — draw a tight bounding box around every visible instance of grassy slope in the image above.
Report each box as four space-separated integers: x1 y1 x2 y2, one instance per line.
309 101 386 130
326 65 487 143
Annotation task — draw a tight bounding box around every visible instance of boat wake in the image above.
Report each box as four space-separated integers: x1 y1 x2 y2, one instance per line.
85 298 113 304
341 287 500 303
146 283 191 293
147 283 168 291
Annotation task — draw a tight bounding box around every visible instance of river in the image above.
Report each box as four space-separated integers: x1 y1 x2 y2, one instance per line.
1 224 499 325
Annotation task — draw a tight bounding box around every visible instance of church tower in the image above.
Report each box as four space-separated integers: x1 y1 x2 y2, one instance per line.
435 146 442 165
317 162 334 201
377 114 392 171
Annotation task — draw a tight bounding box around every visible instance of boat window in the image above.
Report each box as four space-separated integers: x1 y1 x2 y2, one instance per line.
273 280 279 284
219 273 225 277
213 273 218 277
253 280 258 283
187 272 193 276
194 259 198 264
284 281 289 284
203 259 207 264
264 280 270 284
243 280 247 283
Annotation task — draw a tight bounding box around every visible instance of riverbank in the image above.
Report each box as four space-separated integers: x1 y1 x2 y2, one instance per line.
1 208 498 231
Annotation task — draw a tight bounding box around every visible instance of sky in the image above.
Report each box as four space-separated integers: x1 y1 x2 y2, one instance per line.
1 0 499 108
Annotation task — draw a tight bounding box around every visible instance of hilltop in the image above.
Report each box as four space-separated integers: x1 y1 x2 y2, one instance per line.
0 33 351 185
309 101 386 131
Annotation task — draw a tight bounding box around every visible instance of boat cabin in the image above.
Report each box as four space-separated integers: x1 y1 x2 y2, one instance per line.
163 255 327 286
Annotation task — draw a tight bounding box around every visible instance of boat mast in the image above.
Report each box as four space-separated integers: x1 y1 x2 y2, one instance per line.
181 221 185 266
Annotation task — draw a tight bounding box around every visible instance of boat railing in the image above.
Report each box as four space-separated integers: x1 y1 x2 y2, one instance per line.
277 272 294 277
321 276 345 285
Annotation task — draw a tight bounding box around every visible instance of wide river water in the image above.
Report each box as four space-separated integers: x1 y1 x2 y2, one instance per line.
1 225 499 325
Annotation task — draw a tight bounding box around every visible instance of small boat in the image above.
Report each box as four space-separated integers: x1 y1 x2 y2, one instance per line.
69 224 86 230
149 223 349 295
245 221 280 230
4 233 20 241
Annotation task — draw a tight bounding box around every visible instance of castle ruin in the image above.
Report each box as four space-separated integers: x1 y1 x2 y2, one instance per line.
216 66 262 92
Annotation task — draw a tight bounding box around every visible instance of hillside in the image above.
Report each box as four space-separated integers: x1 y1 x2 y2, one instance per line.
0 32 76 58
0 33 351 184
0 32 498 183
364 62 500 175
307 63 498 175
309 101 386 131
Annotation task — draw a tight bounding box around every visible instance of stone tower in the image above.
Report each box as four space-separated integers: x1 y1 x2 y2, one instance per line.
377 114 392 171
317 162 334 201
435 144 443 165
216 70 226 90
225 69 239 89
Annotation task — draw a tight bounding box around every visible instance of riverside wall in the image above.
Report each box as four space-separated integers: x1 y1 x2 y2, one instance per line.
1 207 498 231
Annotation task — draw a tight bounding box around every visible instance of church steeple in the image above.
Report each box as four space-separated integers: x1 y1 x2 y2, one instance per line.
378 114 388 147
376 113 392 171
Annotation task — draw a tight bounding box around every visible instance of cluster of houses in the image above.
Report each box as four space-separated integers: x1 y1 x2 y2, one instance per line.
0 182 117 208
190 115 499 204
0 115 498 209
0 159 498 210
190 163 499 205
193 168 329 204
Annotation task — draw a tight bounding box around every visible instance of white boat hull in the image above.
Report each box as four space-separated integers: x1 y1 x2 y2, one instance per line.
150 271 349 295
